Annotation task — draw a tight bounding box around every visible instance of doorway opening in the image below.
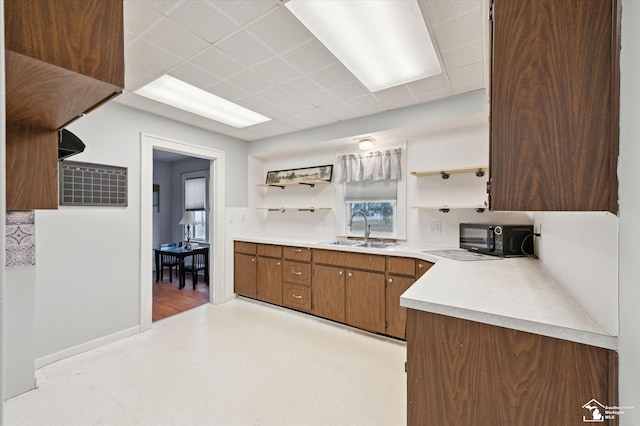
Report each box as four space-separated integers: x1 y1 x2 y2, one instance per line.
140 133 226 332
152 149 210 321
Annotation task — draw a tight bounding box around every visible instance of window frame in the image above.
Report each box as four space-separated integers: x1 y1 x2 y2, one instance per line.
335 142 407 240
181 170 209 243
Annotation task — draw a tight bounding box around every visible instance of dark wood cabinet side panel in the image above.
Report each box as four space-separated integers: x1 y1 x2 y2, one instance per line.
490 0 618 212
407 310 617 426
5 0 124 86
6 122 58 210
312 249 385 271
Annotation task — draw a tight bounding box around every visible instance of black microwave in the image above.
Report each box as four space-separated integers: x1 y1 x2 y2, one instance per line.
459 223 534 257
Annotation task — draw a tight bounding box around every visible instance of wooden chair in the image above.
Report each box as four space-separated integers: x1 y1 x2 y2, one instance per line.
184 250 208 290
159 243 179 283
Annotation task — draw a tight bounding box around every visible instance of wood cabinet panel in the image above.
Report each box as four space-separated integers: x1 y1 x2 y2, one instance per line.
489 0 620 213
415 260 433 278
385 275 415 339
234 241 257 255
387 257 416 277
283 246 312 262
257 257 282 305
234 253 257 298
5 0 124 86
406 309 618 426
6 122 58 210
312 249 385 272
312 264 345 323
257 244 282 259
283 261 311 286
345 270 385 334
283 283 312 312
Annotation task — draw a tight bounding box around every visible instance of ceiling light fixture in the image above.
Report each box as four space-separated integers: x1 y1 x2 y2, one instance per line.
135 75 271 128
285 0 441 92
358 137 375 150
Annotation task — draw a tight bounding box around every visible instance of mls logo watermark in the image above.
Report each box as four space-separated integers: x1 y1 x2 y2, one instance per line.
582 398 635 422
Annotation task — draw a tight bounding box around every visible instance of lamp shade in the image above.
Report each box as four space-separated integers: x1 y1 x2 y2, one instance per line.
179 211 196 226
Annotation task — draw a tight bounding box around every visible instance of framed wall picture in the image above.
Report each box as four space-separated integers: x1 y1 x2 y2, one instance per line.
265 164 333 185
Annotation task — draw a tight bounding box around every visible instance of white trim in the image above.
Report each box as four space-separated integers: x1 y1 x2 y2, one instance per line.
140 133 226 332
35 326 141 369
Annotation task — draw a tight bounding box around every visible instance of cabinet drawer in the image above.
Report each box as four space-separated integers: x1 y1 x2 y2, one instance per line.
387 256 416 277
312 249 385 272
235 241 256 255
283 246 312 262
283 261 311 285
283 283 312 312
257 244 282 258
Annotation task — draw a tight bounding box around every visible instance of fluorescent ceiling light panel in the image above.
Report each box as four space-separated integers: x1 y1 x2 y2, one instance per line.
286 0 442 92
135 75 271 128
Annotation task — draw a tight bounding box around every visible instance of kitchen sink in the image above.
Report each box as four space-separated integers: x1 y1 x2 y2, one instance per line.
321 239 362 246
320 240 398 249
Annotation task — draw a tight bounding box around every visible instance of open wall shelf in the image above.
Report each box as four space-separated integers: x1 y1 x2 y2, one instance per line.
256 180 331 189
410 166 488 179
257 207 331 213
412 205 487 213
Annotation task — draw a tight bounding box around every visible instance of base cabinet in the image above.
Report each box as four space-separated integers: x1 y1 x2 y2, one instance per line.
256 256 282 305
385 275 415 339
406 309 618 426
234 253 256 298
312 264 346 323
345 270 385 334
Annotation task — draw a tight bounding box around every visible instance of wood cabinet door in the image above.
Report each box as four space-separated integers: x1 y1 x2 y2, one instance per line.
406 309 617 426
312 264 345 323
345 270 385 334
257 257 282 305
385 275 415 339
415 260 433 278
234 253 256 298
490 0 619 213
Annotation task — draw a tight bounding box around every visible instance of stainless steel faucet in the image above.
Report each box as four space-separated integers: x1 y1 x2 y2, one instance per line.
347 211 370 242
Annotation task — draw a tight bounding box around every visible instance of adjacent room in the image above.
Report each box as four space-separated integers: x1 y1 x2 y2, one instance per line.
2 1 639 425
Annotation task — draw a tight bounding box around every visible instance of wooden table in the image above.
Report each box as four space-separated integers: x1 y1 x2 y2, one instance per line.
154 245 209 289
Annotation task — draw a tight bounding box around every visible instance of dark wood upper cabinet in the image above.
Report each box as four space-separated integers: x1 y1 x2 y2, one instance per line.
5 0 124 130
489 0 620 213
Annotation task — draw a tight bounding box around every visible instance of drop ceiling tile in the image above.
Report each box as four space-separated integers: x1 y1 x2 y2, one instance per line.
447 61 484 88
295 108 336 127
330 81 369 101
124 74 147 92
170 63 219 89
127 39 182 71
247 7 312 55
248 119 298 138
404 74 450 97
226 69 273 95
235 96 285 119
206 82 249 102
440 39 484 71
452 81 485 96
279 77 322 98
211 0 280 27
277 98 315 115
282 40 337 74
415 88 455 104
432 9 483 52
277 113 315 129
374 86 418 110
344 94 386 116
255 86 297 106
143 16 209 60
124 58 163 87
180 113 238 134
303 91 340 108
116 93 164 112
251 57 302 85
154 104 194 121
216 30 276 67
308 63 357 90
167 1 239 44
422 1 482 26
146 0 183 16
318 101 355 119
124 1 163 37
190 47 245 81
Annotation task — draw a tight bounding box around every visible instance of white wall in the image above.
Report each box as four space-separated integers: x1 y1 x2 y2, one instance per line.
152 160 172 250
32 102 249 363
619 1 640 423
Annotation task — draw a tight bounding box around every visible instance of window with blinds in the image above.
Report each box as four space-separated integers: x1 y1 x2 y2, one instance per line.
344 180 397 234
183 171 208 241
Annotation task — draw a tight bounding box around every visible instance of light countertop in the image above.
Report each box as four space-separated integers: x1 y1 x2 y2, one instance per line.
234 236 617 350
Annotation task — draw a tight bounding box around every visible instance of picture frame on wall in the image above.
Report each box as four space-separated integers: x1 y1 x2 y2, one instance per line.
265 164 333 185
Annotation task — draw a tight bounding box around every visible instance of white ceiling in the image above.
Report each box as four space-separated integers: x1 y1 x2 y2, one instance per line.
117 0 487 142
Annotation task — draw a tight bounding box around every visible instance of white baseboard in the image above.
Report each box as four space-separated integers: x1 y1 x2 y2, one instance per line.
35 325 141 369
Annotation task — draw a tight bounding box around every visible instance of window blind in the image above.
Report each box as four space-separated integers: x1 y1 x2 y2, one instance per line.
185 177 206 210
344 179 397 201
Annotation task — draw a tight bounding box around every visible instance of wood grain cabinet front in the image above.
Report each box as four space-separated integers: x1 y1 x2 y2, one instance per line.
312 264 346 323
345 269 386 334
283 261 311 286
489 0 620 213
256 256 282 306
406 309 618 426
234 253 257 298
283 283 312 312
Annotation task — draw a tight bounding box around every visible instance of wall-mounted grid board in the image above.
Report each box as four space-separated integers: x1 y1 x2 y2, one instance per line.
59 161 127 207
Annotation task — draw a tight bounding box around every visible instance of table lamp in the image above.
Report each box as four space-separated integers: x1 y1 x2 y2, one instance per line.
179 211 196 249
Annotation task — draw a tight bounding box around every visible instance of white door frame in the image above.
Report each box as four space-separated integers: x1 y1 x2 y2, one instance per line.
140 133 226 332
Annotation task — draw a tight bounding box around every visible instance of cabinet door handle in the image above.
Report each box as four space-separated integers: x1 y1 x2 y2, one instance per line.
292 271 302 275
277 261 281 266
292 294 302 299
389 278 393 283
339 271 343 275
251 258 256 262
418 263 423 268
348 272 352 277
292 248 302 253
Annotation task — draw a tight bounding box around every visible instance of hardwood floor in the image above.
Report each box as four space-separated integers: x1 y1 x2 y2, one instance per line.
152 272 209 322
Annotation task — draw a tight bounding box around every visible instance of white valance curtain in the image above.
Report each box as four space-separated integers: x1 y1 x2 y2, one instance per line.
337 148 402 183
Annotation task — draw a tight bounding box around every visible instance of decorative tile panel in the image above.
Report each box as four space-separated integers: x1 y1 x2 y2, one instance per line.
6 211 36 268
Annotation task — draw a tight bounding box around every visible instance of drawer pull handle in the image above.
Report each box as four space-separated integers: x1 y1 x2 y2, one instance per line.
339 271 343 275
348 272 352 277
389 278 393 283
292 271 302 275
292 248 302 252
252 258 256 262
418 263 423 268
293 294 302 299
